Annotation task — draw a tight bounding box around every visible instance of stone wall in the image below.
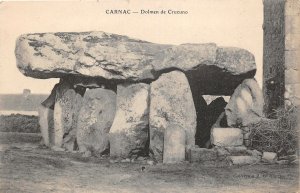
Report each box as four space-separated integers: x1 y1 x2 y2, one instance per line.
284 0 300 107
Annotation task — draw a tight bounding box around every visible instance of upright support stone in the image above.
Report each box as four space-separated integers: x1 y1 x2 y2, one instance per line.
109 83 150 158
53 79 85 148
38 83 58 147
163 125 186 163
149 71 197 162
76 88 116 156
225 79 264 127
53 80 72 147
39 79 85 149
38 105 54 146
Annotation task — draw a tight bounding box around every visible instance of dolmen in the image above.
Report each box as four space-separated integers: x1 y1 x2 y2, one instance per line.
15 31 263 163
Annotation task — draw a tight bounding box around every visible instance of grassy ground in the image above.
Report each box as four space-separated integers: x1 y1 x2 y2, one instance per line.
0 132 299 193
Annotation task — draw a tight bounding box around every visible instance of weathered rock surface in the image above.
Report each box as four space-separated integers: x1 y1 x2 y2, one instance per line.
38 83 58 146
53 81 71 147
109 83 150 158
149 71 197 161
16 31 256 95
211 127 243 147
225 146 248 155
163 125 186 163
225 79 264 127
215 148 231 161
76 88 116 156
38 105 54 146
228 156 260 165
51 80 85 149
215 147 263 160
262 152 277 163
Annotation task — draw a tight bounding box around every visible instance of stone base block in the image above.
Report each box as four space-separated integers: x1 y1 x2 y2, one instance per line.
163 125 186 164
188 146 217 163
228 156 260 165
38 105 54 147
225 146 248 155
211 127 243 147
262 152 277 163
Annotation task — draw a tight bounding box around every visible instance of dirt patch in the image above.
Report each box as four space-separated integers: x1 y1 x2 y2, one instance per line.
0 132 42 144
0 133 299 193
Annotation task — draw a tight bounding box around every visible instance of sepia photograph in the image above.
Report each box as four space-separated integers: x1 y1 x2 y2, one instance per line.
0 0 299 192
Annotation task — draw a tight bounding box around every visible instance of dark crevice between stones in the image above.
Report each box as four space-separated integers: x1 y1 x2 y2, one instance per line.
62 75 118 92
201 98 228 148
100 148 110 156
129 123 150 158
22 63 255 95
41 76 87 110
151 67 186 81
191 95 228 148
186 65 254 148
41 84 59 110
186 65 256 95
73 138 79 151
193 95 208 148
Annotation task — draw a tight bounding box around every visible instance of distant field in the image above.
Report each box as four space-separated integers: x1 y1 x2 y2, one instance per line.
0 114 40 133
0 94 43 133
0 110 38 116
0 94 47 111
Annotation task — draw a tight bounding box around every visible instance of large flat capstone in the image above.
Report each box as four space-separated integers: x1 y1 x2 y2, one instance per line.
15 31 256 95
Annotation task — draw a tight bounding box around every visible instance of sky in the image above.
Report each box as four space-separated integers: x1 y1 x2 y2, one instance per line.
0 0 263 94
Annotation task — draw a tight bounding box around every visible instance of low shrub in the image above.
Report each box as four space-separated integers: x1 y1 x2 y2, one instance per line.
249 105 299 155
0 114 40 133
